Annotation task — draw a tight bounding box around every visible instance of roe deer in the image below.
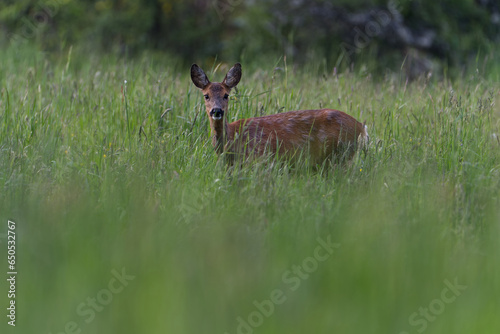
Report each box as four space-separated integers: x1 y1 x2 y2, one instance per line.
191 63 368 165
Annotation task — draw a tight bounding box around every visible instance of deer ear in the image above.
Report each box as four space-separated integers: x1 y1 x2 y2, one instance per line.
191 64 210 89
222 63 242 89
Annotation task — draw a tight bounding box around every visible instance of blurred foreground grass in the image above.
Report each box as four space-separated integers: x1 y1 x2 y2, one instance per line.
0 45 499 333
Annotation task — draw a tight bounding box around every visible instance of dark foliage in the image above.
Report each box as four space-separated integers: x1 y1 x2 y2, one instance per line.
1 0 498 74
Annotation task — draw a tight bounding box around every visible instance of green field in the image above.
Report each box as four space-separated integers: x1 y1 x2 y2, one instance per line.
1 45 499 334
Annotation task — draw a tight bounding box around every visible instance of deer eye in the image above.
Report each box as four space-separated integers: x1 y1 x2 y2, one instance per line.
223 94 229 100
204 94 209 100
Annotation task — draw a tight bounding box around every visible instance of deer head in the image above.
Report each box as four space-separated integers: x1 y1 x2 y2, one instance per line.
190 63 242 153
190 63 241 122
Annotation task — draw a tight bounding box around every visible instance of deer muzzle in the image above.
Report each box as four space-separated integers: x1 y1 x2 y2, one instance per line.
210 108 224 121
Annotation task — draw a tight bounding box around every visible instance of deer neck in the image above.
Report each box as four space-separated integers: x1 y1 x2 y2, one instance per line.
210 118 230 154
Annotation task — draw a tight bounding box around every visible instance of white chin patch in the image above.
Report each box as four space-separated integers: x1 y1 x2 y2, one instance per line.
212 115 222 121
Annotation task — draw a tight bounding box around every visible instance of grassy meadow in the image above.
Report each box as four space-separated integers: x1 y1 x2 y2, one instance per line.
1 45 499 334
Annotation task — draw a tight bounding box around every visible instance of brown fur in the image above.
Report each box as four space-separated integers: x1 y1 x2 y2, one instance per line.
191 63 368 164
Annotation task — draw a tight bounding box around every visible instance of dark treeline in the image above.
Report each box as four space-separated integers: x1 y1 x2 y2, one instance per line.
1 0 499 75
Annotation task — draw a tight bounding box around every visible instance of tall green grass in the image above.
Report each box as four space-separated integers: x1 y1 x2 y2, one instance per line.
1 45 499 334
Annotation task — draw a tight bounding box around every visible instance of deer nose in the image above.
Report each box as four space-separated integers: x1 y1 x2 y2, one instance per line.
210 108 224 120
